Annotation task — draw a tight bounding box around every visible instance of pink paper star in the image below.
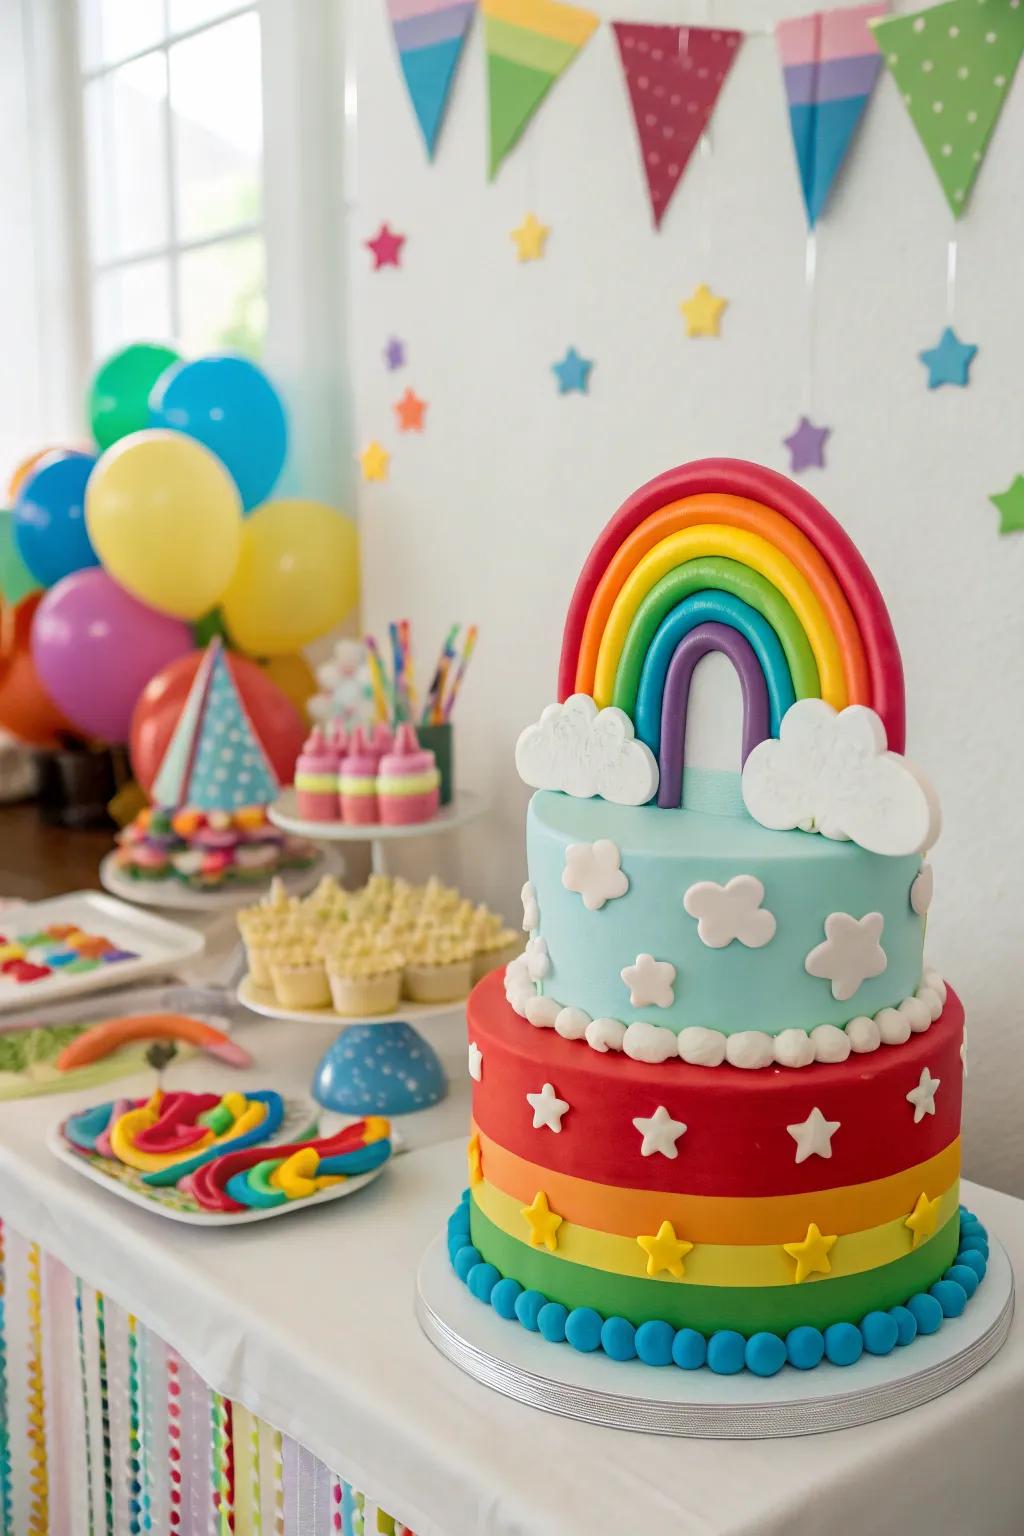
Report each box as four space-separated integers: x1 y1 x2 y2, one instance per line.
783 416 830 474
366 224 406 270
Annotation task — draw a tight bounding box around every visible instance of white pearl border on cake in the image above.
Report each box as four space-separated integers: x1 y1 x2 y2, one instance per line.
502 955 948 1070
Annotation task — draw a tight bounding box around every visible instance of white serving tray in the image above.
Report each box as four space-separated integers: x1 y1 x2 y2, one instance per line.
100 853 322 913
268 787 486 842
0 892 206 1014
237 974 466 1029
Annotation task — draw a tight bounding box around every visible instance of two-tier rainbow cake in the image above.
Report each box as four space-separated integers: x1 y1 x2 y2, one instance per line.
447 458 989 1379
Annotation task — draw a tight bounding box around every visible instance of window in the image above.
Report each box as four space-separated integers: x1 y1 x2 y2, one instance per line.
78 0 266 361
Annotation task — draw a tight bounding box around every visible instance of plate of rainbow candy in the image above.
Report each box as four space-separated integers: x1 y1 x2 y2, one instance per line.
50 1087 394 1225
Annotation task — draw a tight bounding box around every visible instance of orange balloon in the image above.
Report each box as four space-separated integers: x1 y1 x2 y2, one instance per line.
7 446 78 502
259 653 318 722
0 592 76 746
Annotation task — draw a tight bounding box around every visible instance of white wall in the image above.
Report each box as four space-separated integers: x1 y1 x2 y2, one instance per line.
348 1 1024 1189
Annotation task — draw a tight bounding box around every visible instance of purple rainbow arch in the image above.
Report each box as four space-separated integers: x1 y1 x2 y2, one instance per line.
658 622 771 808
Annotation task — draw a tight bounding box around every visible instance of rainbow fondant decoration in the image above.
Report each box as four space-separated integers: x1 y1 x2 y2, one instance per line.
556 458 905 806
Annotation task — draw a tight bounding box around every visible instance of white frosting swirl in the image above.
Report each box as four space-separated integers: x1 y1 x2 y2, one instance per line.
523 994 559 1028
623 1022 679 1064
875 1007 911 1046
846 1015 882 1053
555 1006 591 1040
585 1017 626 1053
772 1028 816 1069
724 1032 775 1070
809 1024 851 1063
677 1027 727 1067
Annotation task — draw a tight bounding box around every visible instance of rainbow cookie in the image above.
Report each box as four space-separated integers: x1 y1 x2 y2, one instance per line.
377 723 440 826
448 458 980 1379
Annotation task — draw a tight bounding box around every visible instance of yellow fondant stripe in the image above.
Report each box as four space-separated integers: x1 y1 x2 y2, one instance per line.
475 1126 962 1244
472 1177 961 1288
592 525 847 709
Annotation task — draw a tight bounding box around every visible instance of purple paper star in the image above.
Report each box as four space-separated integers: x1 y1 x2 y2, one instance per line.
783 416 830 474
384 336 405 371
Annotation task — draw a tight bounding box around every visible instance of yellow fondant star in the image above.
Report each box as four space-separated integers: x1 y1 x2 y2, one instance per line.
905 1191 941 1250
358 440 389 482
510 212 550 262
783 1222 838 1285
679 282 728 338
466 1132 483 1187
636 1219 694 1280
521 1190 562 1252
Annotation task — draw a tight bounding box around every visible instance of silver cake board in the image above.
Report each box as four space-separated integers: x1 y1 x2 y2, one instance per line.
416 1235 1014 1439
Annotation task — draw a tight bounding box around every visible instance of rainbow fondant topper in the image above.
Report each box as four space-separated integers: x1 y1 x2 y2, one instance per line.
516 459 938 856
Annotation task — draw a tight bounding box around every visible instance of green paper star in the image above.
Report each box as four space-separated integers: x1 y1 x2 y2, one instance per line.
990 475 1024 536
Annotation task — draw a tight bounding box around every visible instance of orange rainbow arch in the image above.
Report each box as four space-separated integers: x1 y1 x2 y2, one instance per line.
558 459 906 754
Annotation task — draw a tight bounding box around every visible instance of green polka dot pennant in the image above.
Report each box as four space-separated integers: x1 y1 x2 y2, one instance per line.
871 0 1023 216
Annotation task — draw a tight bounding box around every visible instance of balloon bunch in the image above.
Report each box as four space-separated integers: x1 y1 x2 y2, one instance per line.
0 344 359 749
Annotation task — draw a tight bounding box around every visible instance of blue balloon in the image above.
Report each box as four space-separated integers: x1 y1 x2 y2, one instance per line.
14 452 99 588
150 355 288 511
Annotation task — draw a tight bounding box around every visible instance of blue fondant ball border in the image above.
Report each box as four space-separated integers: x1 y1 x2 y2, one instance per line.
447 1194 990 1378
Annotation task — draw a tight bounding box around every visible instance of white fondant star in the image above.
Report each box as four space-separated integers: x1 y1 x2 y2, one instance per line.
787 1106 841 1164
526 1081 570 1133
521 881 539 932
561 839 629 911
910 863 934 917
620 953 676 1009
907 1067 940 1124
632 1105 687 1159
804 912 887 1001
525 935 551 981
468 1040 483 1082
683 875 777 949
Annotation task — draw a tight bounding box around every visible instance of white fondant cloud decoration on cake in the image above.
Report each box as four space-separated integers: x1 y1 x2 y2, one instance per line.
525 935 551 981
910 862 934 916
740 699 941 857
683 875 777 949
515 693 659 806
804 911 887 1001
620 953 676 1008
561 839 629 910
521 881 539 932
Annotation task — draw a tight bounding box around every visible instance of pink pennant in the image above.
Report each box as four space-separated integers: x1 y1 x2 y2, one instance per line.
613 23 743 229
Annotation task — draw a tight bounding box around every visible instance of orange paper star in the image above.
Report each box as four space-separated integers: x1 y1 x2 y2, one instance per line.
394 388 427 433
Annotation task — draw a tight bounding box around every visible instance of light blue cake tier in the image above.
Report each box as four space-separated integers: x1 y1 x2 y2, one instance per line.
527 790 925 1038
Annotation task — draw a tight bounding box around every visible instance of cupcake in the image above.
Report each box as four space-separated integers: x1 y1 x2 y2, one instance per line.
470 911 522 982
326 949 404 1017
269 948 331 1010
402 930 475 1003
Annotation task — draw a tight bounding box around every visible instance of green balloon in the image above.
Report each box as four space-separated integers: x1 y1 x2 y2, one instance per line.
88 342 181 450
0 508 38 605
192 608 230 648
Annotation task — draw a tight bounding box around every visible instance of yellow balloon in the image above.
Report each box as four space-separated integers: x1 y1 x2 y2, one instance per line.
222 499 359 656
85 429 242 619
259 652 318 721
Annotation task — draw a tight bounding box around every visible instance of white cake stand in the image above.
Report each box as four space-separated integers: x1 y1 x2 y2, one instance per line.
99 853 323 913
268 787 486 875
417 1234 1014 1439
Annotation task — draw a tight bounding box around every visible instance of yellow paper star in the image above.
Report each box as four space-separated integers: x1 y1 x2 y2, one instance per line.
358 441 389 482
905 1191 941 1250
510 213 550 262
636 1219 694 1280
521 1190 562 1252
783 1222 838 1284
679 283 728 338
466 1132 482 1187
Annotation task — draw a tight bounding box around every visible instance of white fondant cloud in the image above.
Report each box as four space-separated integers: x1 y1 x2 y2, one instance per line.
740 699 941 857
515 694 659 806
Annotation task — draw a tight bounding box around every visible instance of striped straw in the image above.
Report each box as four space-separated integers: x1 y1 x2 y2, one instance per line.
25 1243 48 1536
0 1222 13 1536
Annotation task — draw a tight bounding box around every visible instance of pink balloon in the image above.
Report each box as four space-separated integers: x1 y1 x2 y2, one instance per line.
31 569 193 743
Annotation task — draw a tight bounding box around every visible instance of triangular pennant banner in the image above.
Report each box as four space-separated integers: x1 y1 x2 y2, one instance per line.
871 0 1023 217
151 641 281 811
483 0 599 178
387 0 477 158
612 23 742 230
777 4 887 227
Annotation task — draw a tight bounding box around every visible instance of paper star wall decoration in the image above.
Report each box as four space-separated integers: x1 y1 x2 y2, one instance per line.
787 1106 841 1164
510 213 550 261
783 416 830 473
358 442 389 483
783 1221 837 1284
637 1220 693 1279
919 326 977 388
552 347 593 395
990 475 1024 535
366 223 406 270
521 1189 563 1251
383 336 406 370
905 1190 941 1249
394 388 427 432
679 283 727 338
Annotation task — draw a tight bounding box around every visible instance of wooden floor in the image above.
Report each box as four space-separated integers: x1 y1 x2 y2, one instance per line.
0 802 110 901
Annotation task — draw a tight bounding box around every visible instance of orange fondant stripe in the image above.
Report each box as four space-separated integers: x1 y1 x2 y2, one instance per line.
476 1127 961 1245
574 493 871 706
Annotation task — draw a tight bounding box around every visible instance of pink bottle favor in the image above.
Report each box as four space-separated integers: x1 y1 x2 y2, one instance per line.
377 723 441 826
295 726 341 822
339 726 382 825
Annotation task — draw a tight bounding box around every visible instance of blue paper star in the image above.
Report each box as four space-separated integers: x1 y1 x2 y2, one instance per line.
552 347 593 395
919 327 977 390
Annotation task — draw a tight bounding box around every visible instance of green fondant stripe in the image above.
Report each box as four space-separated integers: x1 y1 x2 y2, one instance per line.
470 1201 960 1336
485 17 576 74
611 556 820 716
